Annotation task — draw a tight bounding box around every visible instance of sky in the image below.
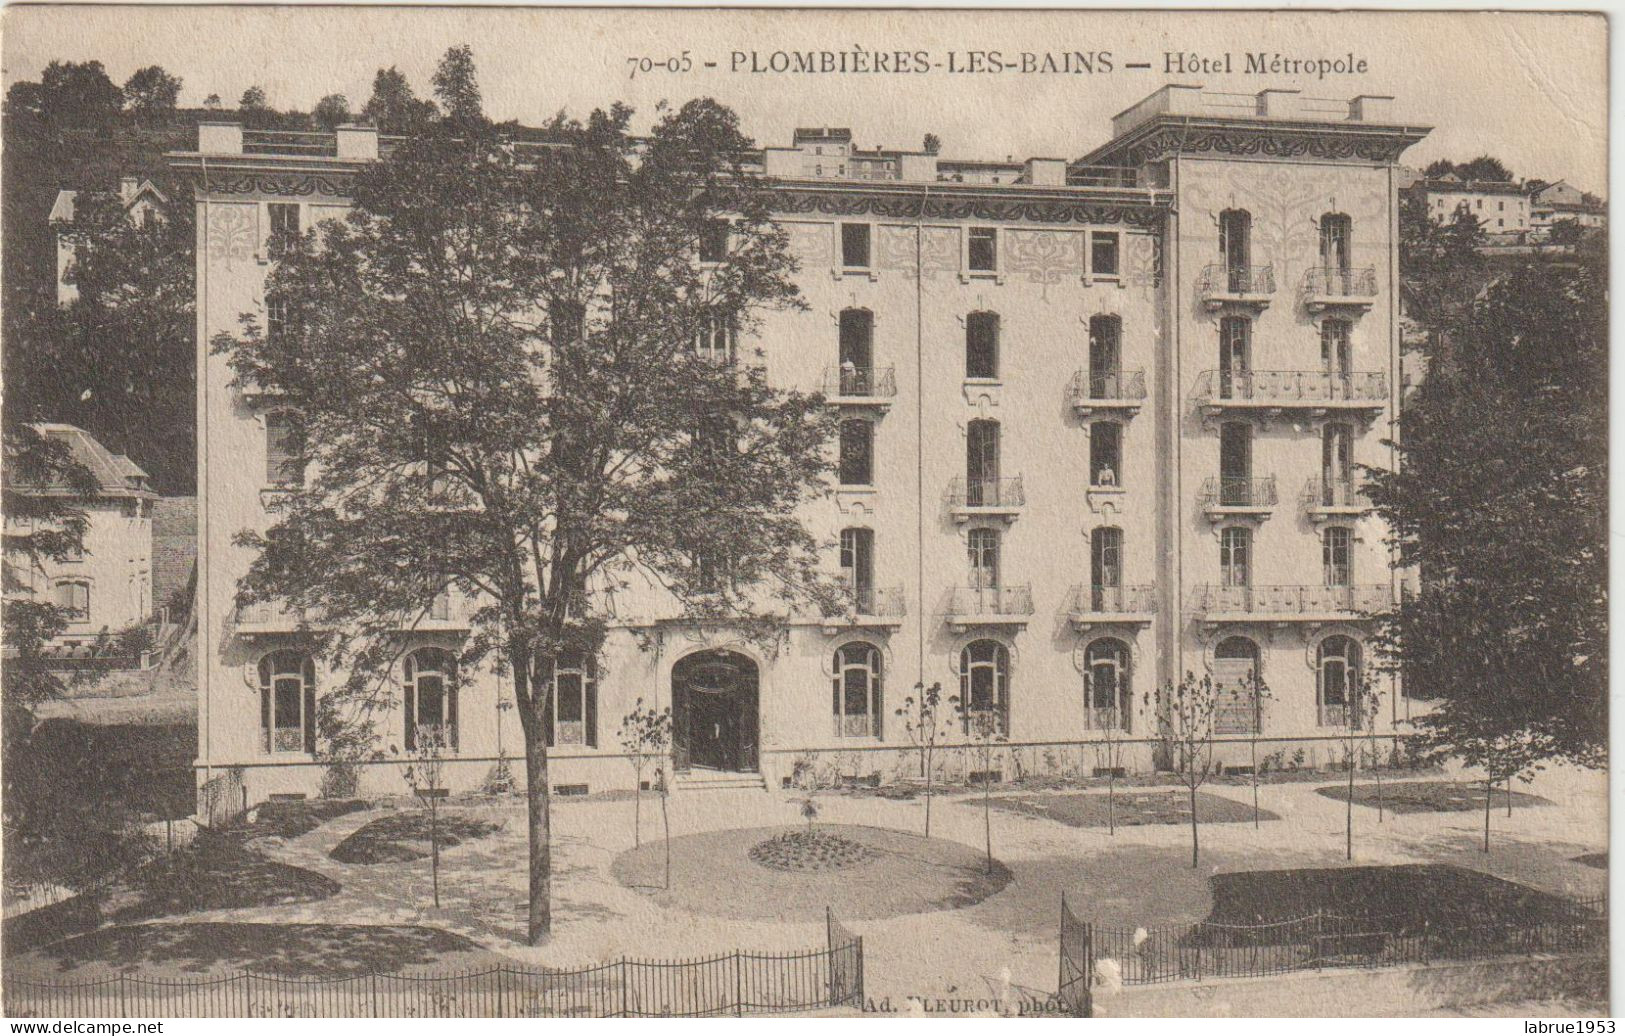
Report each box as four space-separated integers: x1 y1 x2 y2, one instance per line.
2 7 1609 193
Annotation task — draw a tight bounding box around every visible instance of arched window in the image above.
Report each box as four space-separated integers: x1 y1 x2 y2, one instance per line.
1212 636 1261 735
404 647 459 752
1085 638 1130 732
259 649 316 754
959 639 1010 734
1318 636 1363 727
831 642 883 738
966 311 999 379
52 579 90 622
550 653 598 748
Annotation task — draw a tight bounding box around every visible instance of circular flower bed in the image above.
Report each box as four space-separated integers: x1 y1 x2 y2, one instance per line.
747 829 880 872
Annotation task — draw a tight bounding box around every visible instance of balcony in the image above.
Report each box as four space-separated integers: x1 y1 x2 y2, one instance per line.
1302 478 1373 522
1066 584 1156 631
1068 369 1147 416
233 595 473 636
821 584 906 634
415 593 474 632
1303 266 1378 313
944 584 1034 632
233 601 310 636
948 476 1025 523
822 365 898 409
1189 583 1392 626
1192 369 1387 420
1199 264 1276 310
1199 476 1277 521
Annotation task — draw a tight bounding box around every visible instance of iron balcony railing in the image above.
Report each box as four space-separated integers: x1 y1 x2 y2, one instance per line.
1082 706 1130 733
947 584 1035 617
242 129 339 157
235 601 307 627
822 365 898 399
1302 478 1372 510
1199 476 1278 510
1317 703 1364 729
1065 165 1167 189
1304 266 1379 298
1194 369 1388 404
1068 584 1156 614
1189 583 1392 616
836 584 906 619
1068 369 1148 404
834 712 881 738
1199 263 1276 298
950 475 1025 509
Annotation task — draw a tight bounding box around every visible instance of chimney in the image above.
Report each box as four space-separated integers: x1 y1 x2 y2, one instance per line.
1254 89 1301 117
335 124 379 161
1349 95 1396 122
1023 158 1067 187
197 122 244 155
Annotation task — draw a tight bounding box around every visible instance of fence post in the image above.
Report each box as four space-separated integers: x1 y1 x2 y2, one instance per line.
494 967 504 1018
856 936 865 1004
1057 894 1066 999
619 957 629 1018
734 950 744 1017
370 971 378 1018
118 973 128 1019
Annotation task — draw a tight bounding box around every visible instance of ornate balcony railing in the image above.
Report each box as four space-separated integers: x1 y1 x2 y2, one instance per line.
947 584 1035 618
1199 476 1278 511
1189 583 1392 618
243 129 338 157
1068 584 1156 615
1082 706 1130 733
235 601 308 630
1303 266 1378 300
1068 369 1148 410
1199 263 1276 303
1317 703 1364 729
822 365 898 399
949 475 1025 510
836 584 906 618
1193 369 1388 407
1302 478 1372 511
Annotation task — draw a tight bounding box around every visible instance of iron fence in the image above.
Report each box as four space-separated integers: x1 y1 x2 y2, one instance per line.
1057 894 1093 1017
5 932 865 1018
1080 896 1606 986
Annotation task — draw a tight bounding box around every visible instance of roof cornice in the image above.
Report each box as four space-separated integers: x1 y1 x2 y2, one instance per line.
1078 115 1432 169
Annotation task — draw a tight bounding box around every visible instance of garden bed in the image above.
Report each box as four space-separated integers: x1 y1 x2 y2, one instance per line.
1314 780 1550 814
328 810 502 865
246 799 369 841
984 790 1278 828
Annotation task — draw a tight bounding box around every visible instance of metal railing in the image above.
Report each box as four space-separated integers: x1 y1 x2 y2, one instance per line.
833 712 880 738
1303 478 1372 510
1065 165 1165 189
835 584 906 619
1317 704 1362 729
822 366 898 398
1199 476 1278 510
947 584 1035 617
1190 584 1392 616
3 937 865 1018
242 130 339 158
1304 266 1379 298
1194 369 1388 404
1068 584 1156 614
1068 369 1148 404
949 475 1025 509
1198 263 1276 297
235 601 307 627
1057 894 1093 1018
1082 706 1129 733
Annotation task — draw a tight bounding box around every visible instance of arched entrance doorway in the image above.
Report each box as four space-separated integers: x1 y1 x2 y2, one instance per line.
672 650 760 773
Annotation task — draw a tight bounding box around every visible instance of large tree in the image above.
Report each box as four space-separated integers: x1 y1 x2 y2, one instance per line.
360 66 437 133
217 68 836 942
1368 250 1607 773
122 66 182 124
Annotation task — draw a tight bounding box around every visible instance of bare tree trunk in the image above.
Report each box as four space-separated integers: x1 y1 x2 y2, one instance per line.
1346 739 1355 861
1372 732 1384 823
1188 780 1199 869
983 750 993 875
633 767 642 849
1506 776 1514 818
430 797 440 909
1251 735 1259 829
1483 777 1492 853
923 745 934 838
1107 760 1116 837
522 722 552 945
660 789 671 890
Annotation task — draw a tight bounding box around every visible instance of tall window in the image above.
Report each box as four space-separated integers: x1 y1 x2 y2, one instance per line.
967 227 997 272
1220 526 1251 588
1088 315 1122 398
265 411 302 487
694 309 737 365
966 312 999 379
52 579 89 621
967 527 1000 591
1219 209 1252 290
1321 319 1352 379
839 527 874 612
838 309 873 393
1091 232 1120 277
959 639 1009 732
259 650 316 755
1319 213 1352 272
1090 526 1122 610
1323 526 1353 586
1089 422 1122 487
265 294 290 344
550 300 585 346
832 642 882 738
1085 638 1130 731
1218 317 1250 398
1213 636 1262 735
966 419 999 505
404 647 459 752
550 654 597 747
268 203 299 257
839 419 873 486
699 219 730 263
1219 422 1251 505
841 223 871 268
1322 423 1353 501
1318 636 1362 725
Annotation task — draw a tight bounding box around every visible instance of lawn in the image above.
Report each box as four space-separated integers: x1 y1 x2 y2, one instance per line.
329 809 504 864
248 799 370 841
984 790 1278 828
1315 780 1550 814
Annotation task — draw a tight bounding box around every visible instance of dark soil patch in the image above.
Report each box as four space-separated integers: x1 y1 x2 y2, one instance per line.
985 790 1277 828
329 811 502 865
246 800 368 841
748 830 880 872
1315 780 1550 814
108 832 340 924
1206 864 1593 932
1573 853 1607 870
9 921 495 978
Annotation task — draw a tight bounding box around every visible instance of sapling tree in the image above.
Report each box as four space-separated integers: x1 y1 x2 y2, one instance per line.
895 681 956 838
1242 672 1273 829
1085 669 1128 836
1337 671 1384 860
955 700 1006 875
653 764 672 890
1147 672 1223 868
618 699 670 849
401 723 449 908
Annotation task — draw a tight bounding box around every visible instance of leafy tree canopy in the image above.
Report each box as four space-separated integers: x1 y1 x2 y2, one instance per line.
122 66 182 123
313 93 352 130
361 66 438 134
